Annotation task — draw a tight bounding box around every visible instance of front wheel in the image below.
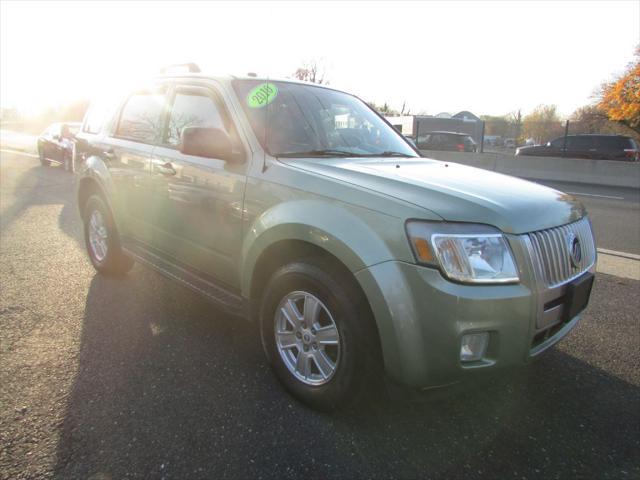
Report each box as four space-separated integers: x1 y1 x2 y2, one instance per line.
260 261 378 411
83 195 134 275
38 147 50 167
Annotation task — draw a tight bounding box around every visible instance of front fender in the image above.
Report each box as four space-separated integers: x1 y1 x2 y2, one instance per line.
240 199 409 298
77 156 120 225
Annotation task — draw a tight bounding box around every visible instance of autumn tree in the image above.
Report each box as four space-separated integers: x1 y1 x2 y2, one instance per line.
570 104 640 142
522 104 564 144
598 49 640 133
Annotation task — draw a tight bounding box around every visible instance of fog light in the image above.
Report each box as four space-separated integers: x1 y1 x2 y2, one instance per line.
460 332 489 362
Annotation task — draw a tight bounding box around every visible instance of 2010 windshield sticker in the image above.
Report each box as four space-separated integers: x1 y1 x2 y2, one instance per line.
246 83 278 108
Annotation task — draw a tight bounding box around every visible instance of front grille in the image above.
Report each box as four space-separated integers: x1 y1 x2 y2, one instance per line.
527 217 596 288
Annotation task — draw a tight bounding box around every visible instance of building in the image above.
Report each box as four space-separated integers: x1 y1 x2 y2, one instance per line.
384 111 484 146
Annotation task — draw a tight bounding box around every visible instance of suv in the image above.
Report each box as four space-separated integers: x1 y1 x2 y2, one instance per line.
515 134 639 161
416 131 477 152
76 67 596 410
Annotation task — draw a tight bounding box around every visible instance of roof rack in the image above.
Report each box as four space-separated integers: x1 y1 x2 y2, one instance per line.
159 63 201 74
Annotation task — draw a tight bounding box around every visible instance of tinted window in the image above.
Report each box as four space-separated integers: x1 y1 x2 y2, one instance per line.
550 137 565 148
115 93 165 143
166 92 226 146
597 136 632 150
566 136 594 149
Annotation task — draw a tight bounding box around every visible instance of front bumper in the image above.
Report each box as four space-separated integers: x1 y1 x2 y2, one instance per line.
355 258 595 389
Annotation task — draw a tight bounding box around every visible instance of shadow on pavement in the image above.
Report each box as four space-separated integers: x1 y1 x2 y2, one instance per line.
53 272 640 479
0 162 75 234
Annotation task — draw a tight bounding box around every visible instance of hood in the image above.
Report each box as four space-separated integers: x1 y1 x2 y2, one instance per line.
280 157 585 234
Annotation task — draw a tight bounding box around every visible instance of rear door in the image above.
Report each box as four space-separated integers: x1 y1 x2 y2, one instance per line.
101 88 167 243
565 135 594 159
149 83 248 288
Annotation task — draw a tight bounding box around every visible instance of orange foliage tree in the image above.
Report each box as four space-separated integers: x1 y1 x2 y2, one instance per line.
599 49 640 133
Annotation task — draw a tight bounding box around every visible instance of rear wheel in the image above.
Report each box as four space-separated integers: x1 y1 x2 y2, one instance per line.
83 195 134 275
260 260 378 411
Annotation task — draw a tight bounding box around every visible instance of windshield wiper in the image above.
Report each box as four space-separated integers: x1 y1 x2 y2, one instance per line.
370 151 416 158
275 149 366 158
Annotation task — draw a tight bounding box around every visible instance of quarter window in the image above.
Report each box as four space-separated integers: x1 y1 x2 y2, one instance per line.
115 93 165 143
165 92 226 146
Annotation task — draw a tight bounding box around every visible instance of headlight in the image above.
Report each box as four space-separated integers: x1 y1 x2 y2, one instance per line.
406 221 519 284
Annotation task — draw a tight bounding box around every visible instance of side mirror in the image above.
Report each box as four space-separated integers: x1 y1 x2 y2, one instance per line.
180 127 234 162
53 134 60 141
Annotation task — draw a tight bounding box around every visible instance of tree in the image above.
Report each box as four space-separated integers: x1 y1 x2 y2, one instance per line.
598 48 640 133
480 114 510 137
570 104 640 141
366 101 399 116
522 104 564 144
293 59 329 84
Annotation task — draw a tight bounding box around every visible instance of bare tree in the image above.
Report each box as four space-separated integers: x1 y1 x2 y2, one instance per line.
293 59 329 84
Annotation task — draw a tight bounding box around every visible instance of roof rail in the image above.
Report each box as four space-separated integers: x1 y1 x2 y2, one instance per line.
159 63 201 74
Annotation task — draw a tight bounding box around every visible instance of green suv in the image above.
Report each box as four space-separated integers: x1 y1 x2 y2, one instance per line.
75 66 596 410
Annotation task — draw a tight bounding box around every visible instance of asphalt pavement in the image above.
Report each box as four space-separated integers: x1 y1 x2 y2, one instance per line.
534 179 640 255
1 150 639 479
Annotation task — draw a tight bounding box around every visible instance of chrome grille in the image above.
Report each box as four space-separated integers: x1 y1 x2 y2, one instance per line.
526 217 596 287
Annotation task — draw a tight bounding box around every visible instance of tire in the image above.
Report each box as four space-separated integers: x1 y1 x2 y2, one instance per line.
38 147 50 167
63 150 72 172
83 195 134 275
260 260 378 411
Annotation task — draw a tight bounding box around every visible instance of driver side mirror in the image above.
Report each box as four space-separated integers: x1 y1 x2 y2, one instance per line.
180 127 236 162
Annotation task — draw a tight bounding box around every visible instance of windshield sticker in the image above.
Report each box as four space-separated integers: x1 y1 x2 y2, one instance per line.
246 83 278 108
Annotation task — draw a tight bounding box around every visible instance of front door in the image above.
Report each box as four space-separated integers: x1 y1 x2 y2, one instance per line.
103 89 166 243
149 84 248 289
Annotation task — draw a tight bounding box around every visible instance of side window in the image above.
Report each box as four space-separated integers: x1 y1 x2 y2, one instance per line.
165 92 226 147
83 101 112 134
115 93 165 143
550 137 565 148
566 136 593 150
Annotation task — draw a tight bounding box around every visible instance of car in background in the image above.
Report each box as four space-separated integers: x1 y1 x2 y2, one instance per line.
416 131 477 152
503 138 516 148
37 122 81 171
515 134 639 161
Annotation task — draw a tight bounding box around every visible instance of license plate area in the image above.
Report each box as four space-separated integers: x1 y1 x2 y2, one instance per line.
562 272 594 321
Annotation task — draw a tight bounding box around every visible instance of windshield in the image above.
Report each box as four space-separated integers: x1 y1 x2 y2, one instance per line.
233 80 418 158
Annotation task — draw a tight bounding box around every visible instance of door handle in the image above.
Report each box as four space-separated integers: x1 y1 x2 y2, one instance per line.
156 161 176 176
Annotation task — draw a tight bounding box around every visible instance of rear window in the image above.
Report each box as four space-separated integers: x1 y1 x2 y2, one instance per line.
115 93 165 143
596 136 633 150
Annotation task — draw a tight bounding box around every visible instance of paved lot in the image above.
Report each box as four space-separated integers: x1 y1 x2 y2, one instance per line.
1 151 639 479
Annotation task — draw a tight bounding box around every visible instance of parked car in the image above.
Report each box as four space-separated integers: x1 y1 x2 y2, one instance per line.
416 131 477 152
37 122 81 171
503 138 516 148
515 134 639 161
76 66 596 410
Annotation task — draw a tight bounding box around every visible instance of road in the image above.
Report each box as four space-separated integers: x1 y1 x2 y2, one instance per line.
0 150 639 479
535 180 640 255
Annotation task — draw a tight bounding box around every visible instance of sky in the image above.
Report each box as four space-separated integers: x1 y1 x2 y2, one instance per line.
1 0 638 117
